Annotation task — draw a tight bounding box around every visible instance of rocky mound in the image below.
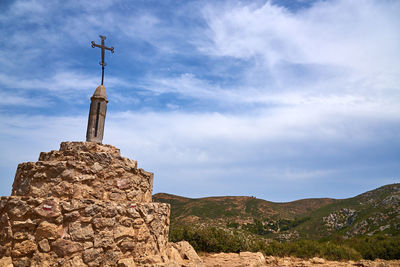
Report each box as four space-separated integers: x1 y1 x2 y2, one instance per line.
12 142 153 203
0 142 204 266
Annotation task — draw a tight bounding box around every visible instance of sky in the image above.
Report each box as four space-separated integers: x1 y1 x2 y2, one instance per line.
0 0 399 202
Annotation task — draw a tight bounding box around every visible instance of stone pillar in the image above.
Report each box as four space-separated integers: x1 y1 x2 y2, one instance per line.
86 85 108 143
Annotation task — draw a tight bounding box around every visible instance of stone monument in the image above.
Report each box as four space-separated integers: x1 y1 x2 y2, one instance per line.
86 85 108 143
86 35 113 144
0 36 202 266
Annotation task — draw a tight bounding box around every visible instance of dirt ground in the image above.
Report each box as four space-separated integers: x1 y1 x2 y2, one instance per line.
200 252 400 267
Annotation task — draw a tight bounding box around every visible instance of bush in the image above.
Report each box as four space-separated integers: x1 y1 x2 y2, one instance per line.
227 222 239 229
243 220 272 236
342 235 400 260
170 224 400 260
169 225 250 253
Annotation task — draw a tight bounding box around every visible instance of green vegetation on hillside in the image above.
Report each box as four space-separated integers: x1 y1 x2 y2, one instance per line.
169 224 362 261
155 183 400 260
342 235 400 260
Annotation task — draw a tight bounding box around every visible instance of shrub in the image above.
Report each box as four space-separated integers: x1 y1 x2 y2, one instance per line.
169 225 250 253
343 235 400 260
170 224 399 261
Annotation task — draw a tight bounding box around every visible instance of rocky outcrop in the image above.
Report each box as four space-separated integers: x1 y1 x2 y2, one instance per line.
0 142 203 266
323 208 357 231
167 241 204 266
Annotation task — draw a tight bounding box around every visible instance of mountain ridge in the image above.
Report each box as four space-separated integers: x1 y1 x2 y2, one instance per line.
153 183 400 240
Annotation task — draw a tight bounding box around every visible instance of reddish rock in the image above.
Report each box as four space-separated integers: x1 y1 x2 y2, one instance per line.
7 198 30 218
12 231 34 241
12 240 37 257
93 217 115 229
0 257 13 267
113 225 136 239
117 178 132 190
38 239 50 252
172 241 203 264
69 222 94 241
118 237 135 251
83 247 103 265
117 258 136 267
34 200 61 218
51 239 82 257
35 221 62 240
94 230 114 248
64 210 80 221
30 252 56 267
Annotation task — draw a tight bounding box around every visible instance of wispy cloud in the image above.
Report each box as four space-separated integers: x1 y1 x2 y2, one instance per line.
201 0 400 70
0 91 51 107
1 107 398 200
0 71 129 103
0 0 398 201
198 0 400 107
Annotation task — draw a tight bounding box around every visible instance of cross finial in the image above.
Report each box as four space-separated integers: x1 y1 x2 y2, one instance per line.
91 35 114 85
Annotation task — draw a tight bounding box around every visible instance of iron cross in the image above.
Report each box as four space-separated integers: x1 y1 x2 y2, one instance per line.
91 35 114 85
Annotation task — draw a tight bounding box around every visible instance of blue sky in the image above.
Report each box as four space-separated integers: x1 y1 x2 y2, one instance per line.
0 0 399 202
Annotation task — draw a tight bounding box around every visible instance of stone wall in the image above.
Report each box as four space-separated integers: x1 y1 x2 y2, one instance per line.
1 141 204 266
0 196 170 266
12 142 153 203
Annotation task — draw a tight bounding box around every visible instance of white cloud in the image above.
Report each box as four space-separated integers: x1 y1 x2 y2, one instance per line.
142 73 220 98
196 0 400 114
105 104 397 170
0 0 399 201
1 92 398 200
0 91 51 107
0 71 129 102
202 0 400 71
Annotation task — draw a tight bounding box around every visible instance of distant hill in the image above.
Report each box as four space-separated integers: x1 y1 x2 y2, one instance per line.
153 183 400 241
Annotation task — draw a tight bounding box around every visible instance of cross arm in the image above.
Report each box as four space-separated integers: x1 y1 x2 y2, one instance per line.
91 41 101 48
91 41 114 53
105 46 115 53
